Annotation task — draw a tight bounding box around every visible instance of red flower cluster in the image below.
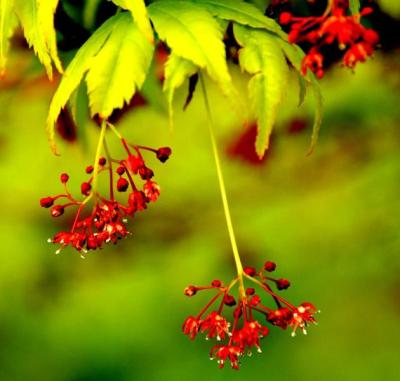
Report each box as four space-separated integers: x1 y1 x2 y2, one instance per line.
40 128 171 256
280 0 379 78
183 261 318 369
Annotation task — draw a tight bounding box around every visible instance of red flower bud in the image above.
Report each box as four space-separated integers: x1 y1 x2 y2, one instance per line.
156 147 172 163
246 287 255 296
60 173 69 183
51 205 64 217
116 166 125 175
279 12 292 25
211 279 222 287
117 177 129 192
249 295 261 306
98 157 106 166
243 266 256 277
276 278 291 290
40 197 54 208
264 261 276 272
138 166 154 180
81 182 91 196
86 165 94 174
224 294 236 306
184 285 197 297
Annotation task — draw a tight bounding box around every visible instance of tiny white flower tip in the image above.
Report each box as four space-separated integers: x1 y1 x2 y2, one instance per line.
55 249 61 255
291 331 296 337
80 255 86 259
257 348 262 353
47 238 52 243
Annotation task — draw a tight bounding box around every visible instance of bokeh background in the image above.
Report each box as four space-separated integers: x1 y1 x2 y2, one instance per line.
1 3 399 381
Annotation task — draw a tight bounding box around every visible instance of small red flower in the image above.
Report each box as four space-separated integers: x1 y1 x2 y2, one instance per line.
210 345 243 370
182 259 317 369
40 126 171 255
280 0 379 77
183 316 202 340
143 181 160 202
289 302 318 336
201 312 230 340
233 320 269 353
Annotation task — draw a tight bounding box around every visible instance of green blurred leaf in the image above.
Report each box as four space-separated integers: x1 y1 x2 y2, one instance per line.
0 0 18 75
234 25 289 158
83 0 102 30
14 0 62 79
86 12 154 118
349 0 360 15
377 0 400 18
108 0 154 43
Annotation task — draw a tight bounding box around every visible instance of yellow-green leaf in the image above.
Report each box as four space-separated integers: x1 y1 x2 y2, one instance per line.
109 0 154 43
148 0 239 110
189 0 284 36
14 0 62 79
46 14 117 153
86 12 154 118
234 25 289 158
163 53 198 126
0 0 18 75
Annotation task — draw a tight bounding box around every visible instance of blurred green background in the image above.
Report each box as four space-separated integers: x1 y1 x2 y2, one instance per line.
1 44 399 380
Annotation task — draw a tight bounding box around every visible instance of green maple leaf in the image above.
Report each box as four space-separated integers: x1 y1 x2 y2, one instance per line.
234 24 289 158
14 0 63 79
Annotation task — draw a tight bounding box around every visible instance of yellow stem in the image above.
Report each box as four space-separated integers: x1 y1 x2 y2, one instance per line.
199 73 245 298
91 120 108 198
107 121 123 139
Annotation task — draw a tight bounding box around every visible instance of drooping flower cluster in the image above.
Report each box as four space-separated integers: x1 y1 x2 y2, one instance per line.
183 261 318 370
280 0 379 78
40 124 171 256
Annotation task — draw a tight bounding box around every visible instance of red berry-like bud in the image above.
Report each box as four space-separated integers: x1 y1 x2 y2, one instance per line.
156 147 172 163
249 295 261 307
117 177 129 192
363 29 379 45
211 280 222 287
184 285 197 297
40 197 54 208
138 166 154 180
81 182 91 196
224 294 236 306
98 157 106 165
361 6 373 16
51 205 64 217
243 266 256 276
246 287 255 296
279 12 292 25
233 307 243 318
276 278 291 290
86 165 94 174
60 173 69 183
116 166 125 175
87 235 98 250
264 261 276 272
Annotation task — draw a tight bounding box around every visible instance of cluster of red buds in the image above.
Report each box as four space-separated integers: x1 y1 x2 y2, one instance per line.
280 0 379 78
183 261 318 369
40 126 171 256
